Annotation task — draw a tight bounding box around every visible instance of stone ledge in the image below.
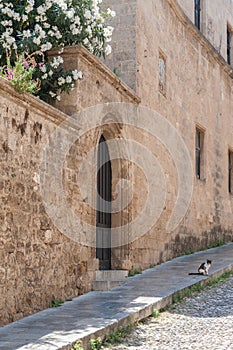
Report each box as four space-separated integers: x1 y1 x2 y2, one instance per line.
51 45 141 105
0 76 82 135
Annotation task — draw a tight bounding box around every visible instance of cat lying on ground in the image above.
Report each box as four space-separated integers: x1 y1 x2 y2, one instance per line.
188 259 212 276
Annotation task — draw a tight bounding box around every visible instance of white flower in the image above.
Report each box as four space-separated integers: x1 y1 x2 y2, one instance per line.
2 33 15 48
37 5 45 15
43 22 50 29
49 91 56 98
58 77 65 85
58 47 64 54
34 24 42 32
25 6 33 13
103 26 114 42
57 56 64 64
25 0 34 14
40 30 46 38
14 13 21 21
107 8 116 17
41 42 52 51
86 25 92 36
105 44 112 56
44 1 53 10
71 27 79 35
49 26 62 39
66 9 74 19
66 75 72 83
40 65 47 73
84 10 92 20
83 38 89 45
56 0 67 11
33 37 41 45
72 70 82 80
51 56 63 69
22 14 28 22
1 20 12 26
23 30 31 38
74 16 80 25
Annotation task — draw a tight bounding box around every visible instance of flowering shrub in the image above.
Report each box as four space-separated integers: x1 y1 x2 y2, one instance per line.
0 0 115 102
0 51 41 94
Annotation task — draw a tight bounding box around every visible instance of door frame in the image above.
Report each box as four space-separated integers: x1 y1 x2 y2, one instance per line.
96 135 112 270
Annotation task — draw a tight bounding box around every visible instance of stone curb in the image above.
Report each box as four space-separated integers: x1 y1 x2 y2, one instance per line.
71 263 233 350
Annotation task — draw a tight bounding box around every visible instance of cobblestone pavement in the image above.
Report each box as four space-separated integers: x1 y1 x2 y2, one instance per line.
102 275 233 350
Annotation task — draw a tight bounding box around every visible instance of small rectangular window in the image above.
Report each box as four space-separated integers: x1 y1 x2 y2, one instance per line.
194 0 201 30
196 128 204 179
228 150 233 193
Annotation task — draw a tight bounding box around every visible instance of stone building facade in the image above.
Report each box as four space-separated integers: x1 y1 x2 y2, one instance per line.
1 0 233 326
102 0 233 262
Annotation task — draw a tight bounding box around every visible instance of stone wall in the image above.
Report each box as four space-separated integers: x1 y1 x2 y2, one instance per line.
100 0 137 91
0 85 84 325
0 48 139 326
0 81 97 326
131 0 233 266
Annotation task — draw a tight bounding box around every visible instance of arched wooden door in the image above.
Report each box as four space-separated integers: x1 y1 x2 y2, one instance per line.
96 135 112 270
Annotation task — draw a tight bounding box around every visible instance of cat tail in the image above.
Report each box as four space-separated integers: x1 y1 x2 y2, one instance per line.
188 272 203 275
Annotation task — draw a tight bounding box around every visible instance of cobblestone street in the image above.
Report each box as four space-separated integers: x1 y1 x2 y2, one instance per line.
103 275 233 350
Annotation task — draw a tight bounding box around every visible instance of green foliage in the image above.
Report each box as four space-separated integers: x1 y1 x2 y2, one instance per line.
104 325 132 345
71 340 84 350
190 283 202 293
172 292 184 304
179 241 227 258
0 0 115 101
185 249 194 255
128 267 142 277
152 309 160 318
206 270 233 287
113 67 121 78
50 298 64 308
89 337 102 350
172 270 233 305
0 52 40 94
207 241 226 249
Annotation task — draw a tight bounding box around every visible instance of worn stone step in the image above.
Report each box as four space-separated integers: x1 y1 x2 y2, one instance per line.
93 270 128 291
93 279 126 291
95 270 128 281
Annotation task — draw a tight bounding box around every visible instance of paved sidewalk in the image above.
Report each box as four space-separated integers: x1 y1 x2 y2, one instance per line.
0 243 233 350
